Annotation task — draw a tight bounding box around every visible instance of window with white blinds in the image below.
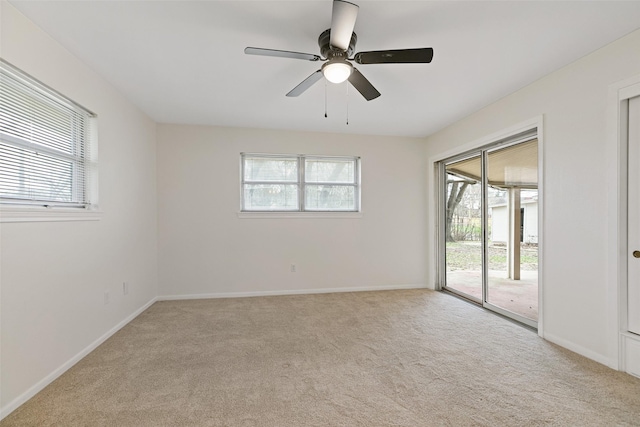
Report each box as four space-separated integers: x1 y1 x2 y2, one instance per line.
241 153 360 212
0 59 96 208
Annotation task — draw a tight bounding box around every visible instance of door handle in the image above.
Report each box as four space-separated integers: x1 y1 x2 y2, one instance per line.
634 251 640 258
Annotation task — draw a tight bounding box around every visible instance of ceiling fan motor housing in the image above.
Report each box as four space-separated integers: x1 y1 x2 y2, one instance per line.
319 29 357 58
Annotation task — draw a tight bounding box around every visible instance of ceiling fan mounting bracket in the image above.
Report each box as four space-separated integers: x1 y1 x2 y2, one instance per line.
318 29 357 59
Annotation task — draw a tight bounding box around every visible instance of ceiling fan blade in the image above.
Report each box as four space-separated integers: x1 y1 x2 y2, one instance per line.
354 48 434 64
330 0 359 51
245 47 321 62
348 68 380 101
286 70 324 97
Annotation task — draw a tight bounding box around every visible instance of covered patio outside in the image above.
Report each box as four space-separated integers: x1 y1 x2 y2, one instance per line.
444 138 539 324
446 241 538 321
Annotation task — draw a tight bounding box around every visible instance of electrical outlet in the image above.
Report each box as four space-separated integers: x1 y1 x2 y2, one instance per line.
290 264 296 273
104 290 110 305
123 281 129 295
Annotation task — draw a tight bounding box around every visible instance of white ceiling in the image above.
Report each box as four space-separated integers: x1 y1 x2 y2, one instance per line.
9 1 640 138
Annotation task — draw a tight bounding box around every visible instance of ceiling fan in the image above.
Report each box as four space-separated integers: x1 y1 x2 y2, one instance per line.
245 0 434 101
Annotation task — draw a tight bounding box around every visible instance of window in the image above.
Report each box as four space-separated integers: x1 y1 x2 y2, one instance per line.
241 153 360 212
0 59 96 208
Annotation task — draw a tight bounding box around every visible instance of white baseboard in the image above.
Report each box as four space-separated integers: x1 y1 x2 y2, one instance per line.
543 331 617 369
621 333 640 378
158 284 427 301
0 297 158 421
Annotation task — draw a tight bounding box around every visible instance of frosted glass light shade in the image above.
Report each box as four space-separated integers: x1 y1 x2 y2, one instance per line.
323 62 352 84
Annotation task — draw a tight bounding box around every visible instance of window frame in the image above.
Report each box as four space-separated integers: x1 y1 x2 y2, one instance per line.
240 153 361 213
0 59 97 214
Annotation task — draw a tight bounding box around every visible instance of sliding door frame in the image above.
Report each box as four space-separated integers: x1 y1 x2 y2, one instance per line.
438 151 484 304
435 119 544 334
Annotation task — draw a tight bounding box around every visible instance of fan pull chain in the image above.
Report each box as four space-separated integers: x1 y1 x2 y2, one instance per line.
324 80 328 118
346 82 349 125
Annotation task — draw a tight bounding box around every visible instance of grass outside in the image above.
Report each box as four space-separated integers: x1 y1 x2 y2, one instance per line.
446 241 538 271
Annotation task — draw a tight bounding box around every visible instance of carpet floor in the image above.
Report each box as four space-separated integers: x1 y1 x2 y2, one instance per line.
2 289 640 426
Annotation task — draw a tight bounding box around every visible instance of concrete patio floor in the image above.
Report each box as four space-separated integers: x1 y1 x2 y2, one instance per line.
445 270 538 322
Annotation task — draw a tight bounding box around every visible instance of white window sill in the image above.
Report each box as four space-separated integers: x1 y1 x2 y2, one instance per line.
0 206 102 223
237 211 363 219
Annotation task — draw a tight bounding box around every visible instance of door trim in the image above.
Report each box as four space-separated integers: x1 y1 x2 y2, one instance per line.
608 73 640 372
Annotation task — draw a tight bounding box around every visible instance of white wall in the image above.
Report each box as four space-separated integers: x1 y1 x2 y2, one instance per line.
489 205 509 243
0 2 158 416
491 202 538 244
425 29 640 366
157 125 426 297
523 203 538 245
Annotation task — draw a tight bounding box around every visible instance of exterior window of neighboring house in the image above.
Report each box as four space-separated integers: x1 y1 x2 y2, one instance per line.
0 59 97 208
241 153 360 212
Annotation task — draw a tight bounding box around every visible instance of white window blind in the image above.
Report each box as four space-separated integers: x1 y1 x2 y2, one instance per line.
0 59 96 207
241 153 360 212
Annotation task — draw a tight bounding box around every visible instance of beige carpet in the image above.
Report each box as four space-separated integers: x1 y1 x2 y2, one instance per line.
2 289 640 426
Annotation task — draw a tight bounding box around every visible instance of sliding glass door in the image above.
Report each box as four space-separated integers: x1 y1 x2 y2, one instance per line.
444 155 483 302
441 136 539 327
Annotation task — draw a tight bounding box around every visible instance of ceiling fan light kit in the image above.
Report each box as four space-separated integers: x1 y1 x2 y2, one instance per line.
322 61 352 84
245 0 434 102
